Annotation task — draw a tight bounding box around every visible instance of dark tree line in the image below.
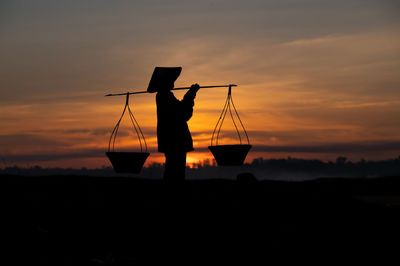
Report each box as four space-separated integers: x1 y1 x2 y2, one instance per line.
1 156 400 180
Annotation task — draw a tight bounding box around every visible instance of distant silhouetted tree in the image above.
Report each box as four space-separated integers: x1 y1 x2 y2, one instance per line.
336 156 347 164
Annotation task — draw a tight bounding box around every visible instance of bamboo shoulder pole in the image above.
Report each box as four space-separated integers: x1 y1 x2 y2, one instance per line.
105 84 237 97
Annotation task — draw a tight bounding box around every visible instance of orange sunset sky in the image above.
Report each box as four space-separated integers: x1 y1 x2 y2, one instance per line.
1 0 400 168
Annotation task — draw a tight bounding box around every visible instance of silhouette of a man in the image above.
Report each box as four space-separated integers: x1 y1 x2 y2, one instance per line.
147 67 199 182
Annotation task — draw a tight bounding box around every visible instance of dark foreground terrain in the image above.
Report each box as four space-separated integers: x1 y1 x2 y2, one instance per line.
3 174 400 264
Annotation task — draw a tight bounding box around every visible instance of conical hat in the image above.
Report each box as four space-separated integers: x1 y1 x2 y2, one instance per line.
147 67 182 93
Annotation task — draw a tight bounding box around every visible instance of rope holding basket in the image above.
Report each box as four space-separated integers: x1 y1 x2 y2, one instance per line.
209 85 252 166
106 93 150 174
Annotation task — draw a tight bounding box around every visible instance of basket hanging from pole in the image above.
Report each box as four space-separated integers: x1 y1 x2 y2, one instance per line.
106 93 150 173
208 85 251 166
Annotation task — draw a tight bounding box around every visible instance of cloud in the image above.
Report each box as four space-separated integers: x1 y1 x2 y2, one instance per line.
0 146 162 164
251 141 400 153
1 0 400 168
1 148 105 163
333 100 400 109
0 134 67 148
283 35 346 47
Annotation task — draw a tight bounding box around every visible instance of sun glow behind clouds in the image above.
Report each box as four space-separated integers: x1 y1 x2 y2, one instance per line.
1 0 400 168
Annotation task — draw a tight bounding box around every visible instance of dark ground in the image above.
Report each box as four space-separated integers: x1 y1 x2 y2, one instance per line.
3 174 400 264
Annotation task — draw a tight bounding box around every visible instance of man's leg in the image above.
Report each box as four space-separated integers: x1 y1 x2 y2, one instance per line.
164 152 187 182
